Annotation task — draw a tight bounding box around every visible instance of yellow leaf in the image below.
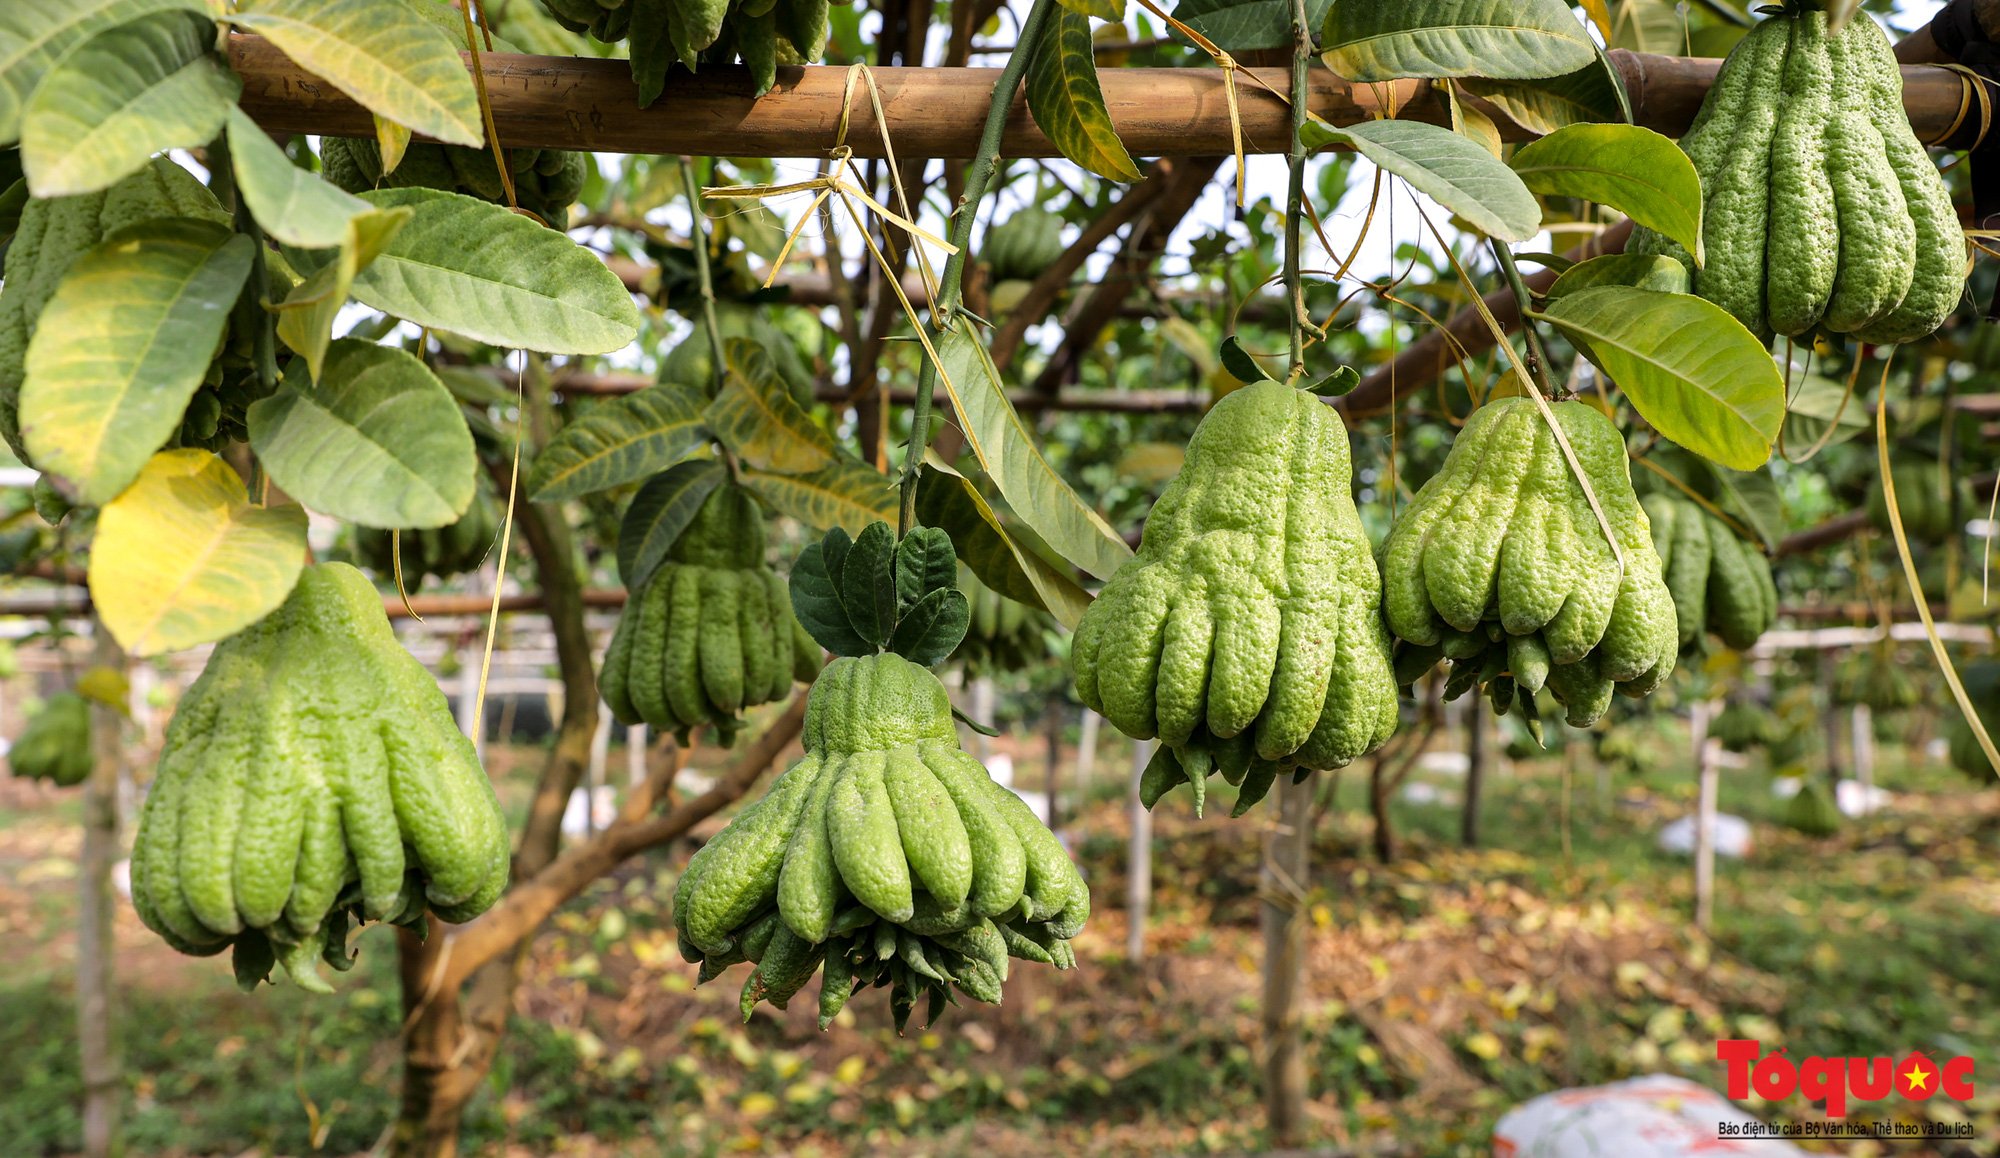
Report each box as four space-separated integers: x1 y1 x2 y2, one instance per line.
1580 0 1612 40
75 666 130 711
1464 1031 1504 1060
89 450 307 656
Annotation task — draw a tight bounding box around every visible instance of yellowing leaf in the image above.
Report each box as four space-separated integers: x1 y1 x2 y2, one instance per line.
230 0 483 147
1024 7 1141 183
22 218 255 504
20 9 239 197
741 460 897 535
90 450 307 656
274 206 411 380
226 104 372 250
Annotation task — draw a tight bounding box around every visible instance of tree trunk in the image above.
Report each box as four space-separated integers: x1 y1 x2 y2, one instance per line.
1461 696 1487 848
1125 739 1154 963
389 468 600 1158
78 622 126 1158
1259 775 1312 1148
1369 757 1396 864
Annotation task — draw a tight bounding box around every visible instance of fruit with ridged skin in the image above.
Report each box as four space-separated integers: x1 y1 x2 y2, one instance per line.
8 691 91 786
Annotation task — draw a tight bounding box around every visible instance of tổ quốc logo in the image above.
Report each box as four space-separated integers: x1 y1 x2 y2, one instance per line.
1718 1039 1976 1118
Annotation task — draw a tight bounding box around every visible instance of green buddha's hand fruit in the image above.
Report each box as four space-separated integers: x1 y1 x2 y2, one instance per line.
355 489 500 589
1629 8 1963 342
1643 492 1777 653
1380 398 1677 732
9 691 92 787
599 481 815 745
1070 378 1399 814
675 652 1084 1026
129 564 510 993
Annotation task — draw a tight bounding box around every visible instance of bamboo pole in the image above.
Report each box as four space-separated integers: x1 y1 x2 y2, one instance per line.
228 39 1982 160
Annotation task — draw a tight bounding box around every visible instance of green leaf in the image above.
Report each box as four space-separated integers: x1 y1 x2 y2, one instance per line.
21 218 253 504
0 0 204 145
704 343 839 474
229 0 483 147
20 10 238 197
1024 7 1141 183
840 521 898 648
1461 61 1624 135
617 458 725 592
1321 0 1596 81
272 205 412 381
88 448 307 657
1509 124 1701 264
1546 253 1689 299
290 187 639 355
894 526 958 617
1307 366 1361 396
1219 335 1277 384
1534 286 1785 471
888 587 969 667
741 459 899 536
1058 0 1124 20
913 462 1092 629
225 104 372 249
931 326 1132 581
1172 0 1333 52
1300 117 1540 242
790 538 872 658
527 384 707 502
247 339 476 528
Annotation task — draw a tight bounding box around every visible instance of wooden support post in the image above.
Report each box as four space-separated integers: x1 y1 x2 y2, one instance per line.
1126 738 1154 963
627 725 646 788
1260 774 1312 1147
78 623 126 1158
1851 704 1875 812
1692 700 1718 933
1462 696 1487 848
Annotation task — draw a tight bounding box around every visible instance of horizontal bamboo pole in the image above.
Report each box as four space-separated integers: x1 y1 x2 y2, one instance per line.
228 37 1979 159
0 585 630 621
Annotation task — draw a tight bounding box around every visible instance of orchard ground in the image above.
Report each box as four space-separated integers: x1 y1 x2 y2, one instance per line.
2 709 1996 1157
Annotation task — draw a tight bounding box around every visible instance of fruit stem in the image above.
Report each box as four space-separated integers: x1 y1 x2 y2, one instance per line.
678 155 729 395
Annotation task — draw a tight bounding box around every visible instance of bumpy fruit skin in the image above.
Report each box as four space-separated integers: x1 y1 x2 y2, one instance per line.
320 137 589 226
674 653 1084 1027
9 691 92 787
129 564 510 992
1643 492 1777 653
1070 380 1398 812
0 158 229 463
1783 779 1842 837
1381 398 1677 730
1711 701 1784 754
599 482 815 743
1629 9 1963 342
956 565 1055 676
355 490 500 588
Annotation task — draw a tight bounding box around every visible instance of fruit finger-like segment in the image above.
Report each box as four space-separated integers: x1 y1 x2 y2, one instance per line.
997 920 1057 965
916 744 1024 924
134 732 228 949
283 749 349 939
1090 566 1175 739
737 569 780 709
1765 10 1839 336
817 948 855 1029
1540 462 1620 666
663 565 710 732
1380 422 1488 645
1202 562 1281 739
1232 758 1281 817
898 929 950 985
1546 656 1616 728
1693 16 1789 336
176 700 263 935
1259 393 1350 758
1508 632 1552 695
333 724 406 921
1706 520 1770 650
382 703 493 909
1664 498 1713 649
230 721 308 930
776 0 828 58
1821 17 1916 332
1499 422 1572 636
936 919 1010 986
790 614 823 686
1299 591 1398 769
1151 586 1216 749
1424 403 1539 632
884 747 974 909
1138 742 1189 809
698 569 746 715
276 929 335 995
629 566 675 730
776 753 844 944
1851 15 1964 343
827 750 916 923
763 571 800 697
1257 592 1340 761
679 752 826 953
972 771 1085 926
599 595 640 725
